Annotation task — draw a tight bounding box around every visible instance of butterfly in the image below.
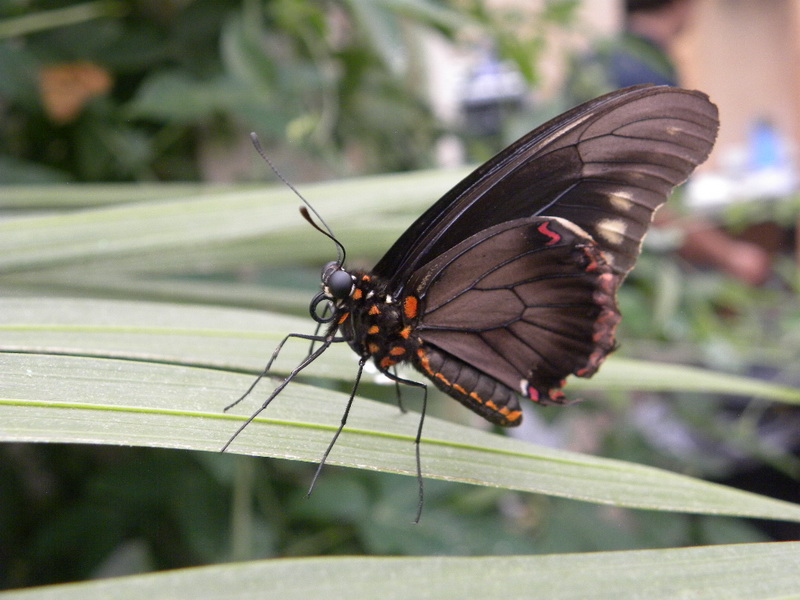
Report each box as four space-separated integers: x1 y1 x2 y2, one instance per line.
223 84 719 520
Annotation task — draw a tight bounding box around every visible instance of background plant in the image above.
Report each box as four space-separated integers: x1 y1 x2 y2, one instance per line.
2 0 799 596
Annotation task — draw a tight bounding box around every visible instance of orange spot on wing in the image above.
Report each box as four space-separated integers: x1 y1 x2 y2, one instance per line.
403 296 418 319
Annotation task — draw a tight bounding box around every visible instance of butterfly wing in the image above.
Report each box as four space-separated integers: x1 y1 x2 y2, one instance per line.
408 216 619 421
373 85 718 424
373 84 719 293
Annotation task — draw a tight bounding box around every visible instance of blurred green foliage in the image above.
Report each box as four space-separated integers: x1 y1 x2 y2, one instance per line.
0 0 448 181
0 442 775 588
0 0 570 183
2 0 799 594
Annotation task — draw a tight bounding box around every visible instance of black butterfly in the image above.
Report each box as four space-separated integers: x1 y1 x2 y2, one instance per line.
224 84 719 519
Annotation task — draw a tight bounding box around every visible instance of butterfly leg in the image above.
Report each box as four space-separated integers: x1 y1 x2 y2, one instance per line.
306 308 329 356
225 331 339 412
221 334 342 452
392 366 407 413
382 369 428 523
307 356 367 499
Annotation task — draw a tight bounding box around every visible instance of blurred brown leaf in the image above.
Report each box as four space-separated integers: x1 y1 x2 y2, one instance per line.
39 61 113 123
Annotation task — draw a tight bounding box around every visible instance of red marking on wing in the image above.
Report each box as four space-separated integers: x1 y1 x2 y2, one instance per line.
537 221 561 246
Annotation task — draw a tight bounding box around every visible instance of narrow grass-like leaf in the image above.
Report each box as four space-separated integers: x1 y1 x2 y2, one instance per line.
0 1 126 39
3 179 800 597
0 170 467 275
578 358 800 404
0 183 221 210
2 543 799 600
3 297 800 404
3 347 800 523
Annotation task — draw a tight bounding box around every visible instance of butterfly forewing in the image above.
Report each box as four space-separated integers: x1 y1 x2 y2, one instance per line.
373 85 719 291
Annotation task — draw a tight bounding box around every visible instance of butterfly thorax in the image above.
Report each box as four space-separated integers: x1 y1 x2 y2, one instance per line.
327 270 422 373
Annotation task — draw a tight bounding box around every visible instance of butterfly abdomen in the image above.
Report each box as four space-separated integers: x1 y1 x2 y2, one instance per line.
413 345 523 426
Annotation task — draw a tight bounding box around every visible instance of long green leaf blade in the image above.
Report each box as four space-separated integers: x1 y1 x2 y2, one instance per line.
3 350 800 523
2 543 799 599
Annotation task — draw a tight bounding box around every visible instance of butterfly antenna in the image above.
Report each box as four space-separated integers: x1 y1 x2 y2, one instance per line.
299 207 346 266
250 132 345 265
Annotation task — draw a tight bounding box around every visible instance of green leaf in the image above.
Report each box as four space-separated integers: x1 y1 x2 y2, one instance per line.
125 71 251 123
0 170 463 275
3 298 800 524
2 543 799 599
0 1 127 39
3 176 800 597
578 358 800 405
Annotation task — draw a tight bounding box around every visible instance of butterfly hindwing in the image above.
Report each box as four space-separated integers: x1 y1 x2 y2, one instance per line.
406 216 620 421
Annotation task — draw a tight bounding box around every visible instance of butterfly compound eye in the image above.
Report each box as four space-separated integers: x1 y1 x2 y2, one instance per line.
320 261 339 282
326 269 353 300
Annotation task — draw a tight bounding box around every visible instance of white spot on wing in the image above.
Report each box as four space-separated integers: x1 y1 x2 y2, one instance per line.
546 216 592 239
608 190 634 212
597 218 628 246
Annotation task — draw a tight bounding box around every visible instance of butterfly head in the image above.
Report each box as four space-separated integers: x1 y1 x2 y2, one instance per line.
310 261 353 324
322 260 354 300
